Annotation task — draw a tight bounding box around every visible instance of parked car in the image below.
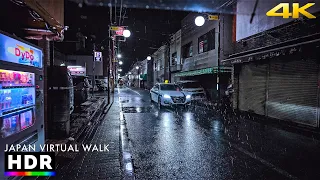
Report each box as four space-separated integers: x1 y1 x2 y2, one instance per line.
150 83 192 109
73 76 91 105
176 80 207 101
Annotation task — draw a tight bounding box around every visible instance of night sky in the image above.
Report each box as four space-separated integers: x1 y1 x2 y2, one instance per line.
59 0 188 75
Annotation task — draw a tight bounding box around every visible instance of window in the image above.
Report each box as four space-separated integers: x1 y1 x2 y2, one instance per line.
198 29 215 53
182 42 193 58
160 84 181 91
171 52 177 65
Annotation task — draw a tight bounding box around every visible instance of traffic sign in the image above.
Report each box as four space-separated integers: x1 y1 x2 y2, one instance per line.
94 51 102 61
208 15 219 20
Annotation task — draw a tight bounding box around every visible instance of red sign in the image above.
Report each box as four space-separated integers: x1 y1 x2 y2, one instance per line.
115 27 124 36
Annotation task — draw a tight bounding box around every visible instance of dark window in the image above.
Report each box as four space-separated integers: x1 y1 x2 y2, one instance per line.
182 42 193 59
198 29 215 53
171 52 177 65
179 82 202 88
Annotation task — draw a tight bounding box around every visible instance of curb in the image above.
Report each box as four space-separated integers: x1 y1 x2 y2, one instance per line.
119 102 135 179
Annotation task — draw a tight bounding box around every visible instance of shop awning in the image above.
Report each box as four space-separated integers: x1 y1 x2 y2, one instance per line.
175 67 232 77
140 74 147 80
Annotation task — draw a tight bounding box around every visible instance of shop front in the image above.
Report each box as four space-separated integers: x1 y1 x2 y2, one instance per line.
0 32 44 180
223 35 320 127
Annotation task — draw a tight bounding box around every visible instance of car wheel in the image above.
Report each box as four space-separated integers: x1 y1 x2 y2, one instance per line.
158 97 162 110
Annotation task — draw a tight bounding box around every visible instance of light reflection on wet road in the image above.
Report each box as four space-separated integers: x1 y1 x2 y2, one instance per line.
117 87 320 180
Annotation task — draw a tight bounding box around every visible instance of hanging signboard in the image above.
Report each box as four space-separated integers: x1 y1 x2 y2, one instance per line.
110 26 124 36
0 33 42 68
67 66 86 76
94 51 102 61
208 15 219 21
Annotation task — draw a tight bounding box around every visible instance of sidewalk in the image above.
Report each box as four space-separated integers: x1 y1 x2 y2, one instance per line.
32 96 122 180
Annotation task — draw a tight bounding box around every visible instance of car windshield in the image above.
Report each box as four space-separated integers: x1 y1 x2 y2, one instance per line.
179 82 202 88
160 84 181 91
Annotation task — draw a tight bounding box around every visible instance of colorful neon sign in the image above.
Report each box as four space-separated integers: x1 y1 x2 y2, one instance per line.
0 33 42 68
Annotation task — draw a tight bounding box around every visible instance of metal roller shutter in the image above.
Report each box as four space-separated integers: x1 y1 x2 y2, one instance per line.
267 58 319 127
239 63 267 115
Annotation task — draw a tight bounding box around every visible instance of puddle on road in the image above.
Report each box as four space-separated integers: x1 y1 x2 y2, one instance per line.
122 107 153 113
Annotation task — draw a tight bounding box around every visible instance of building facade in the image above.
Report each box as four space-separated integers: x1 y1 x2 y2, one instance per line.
222 0 320 127
169 30 182 83
175 12 234 101
152 45 169 84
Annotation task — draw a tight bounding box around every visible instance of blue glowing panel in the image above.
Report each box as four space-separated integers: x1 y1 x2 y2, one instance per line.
0 33 42 68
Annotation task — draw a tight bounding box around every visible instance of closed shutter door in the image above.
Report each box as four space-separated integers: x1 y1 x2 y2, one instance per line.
239 63 267 115
267 58 319 127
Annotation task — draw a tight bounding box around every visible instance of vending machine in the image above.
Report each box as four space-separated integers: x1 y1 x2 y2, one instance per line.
0 31 44 179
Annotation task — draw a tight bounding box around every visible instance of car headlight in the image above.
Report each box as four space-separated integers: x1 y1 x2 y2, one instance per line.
163 94 171 99
186 95 191 99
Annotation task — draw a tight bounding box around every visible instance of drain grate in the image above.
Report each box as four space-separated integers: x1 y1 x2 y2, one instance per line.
122 106 153 113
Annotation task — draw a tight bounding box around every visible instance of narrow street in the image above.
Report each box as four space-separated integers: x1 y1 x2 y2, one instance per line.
118 87 320 180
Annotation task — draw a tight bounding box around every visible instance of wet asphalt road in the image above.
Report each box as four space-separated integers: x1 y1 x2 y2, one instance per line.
118 87 320 180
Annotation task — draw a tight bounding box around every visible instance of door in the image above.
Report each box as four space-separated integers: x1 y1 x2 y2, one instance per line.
267 58 319 127
239 63 267 115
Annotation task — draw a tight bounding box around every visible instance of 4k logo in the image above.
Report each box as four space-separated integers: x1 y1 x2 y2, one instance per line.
266 3 316 19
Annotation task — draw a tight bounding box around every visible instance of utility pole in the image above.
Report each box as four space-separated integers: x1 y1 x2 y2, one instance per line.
92 43 96 96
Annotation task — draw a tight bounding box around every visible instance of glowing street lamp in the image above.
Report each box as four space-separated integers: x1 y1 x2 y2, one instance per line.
119 61 123 65
118 69 122 72
195 16 205 26
117 54 122 58
123 29 131 38
135 66 139 70
147 56 151 60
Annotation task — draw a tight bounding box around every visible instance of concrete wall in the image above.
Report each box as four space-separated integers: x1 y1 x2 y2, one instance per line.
236 0 320 41
66 55 103 77
152 45 167 83
170 30 182 65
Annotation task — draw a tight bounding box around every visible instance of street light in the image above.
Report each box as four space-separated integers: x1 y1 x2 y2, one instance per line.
147 56 151 60
119 61 123 65
118 69 122 72
195 16 205 26
135 66 139 70
123 30 131 38
117 54 122 58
